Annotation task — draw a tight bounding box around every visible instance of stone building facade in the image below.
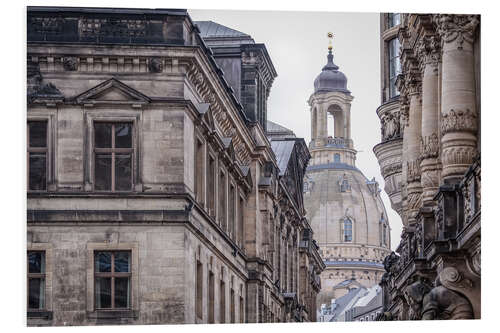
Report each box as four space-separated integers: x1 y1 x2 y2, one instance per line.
373 13 481 320
303 44 391 308
26 7 323 326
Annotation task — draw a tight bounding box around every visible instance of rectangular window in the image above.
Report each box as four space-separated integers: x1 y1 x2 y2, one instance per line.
220 280 226 323
208 271 215 323
94 122 133 192
196 261 203 319
238 196 245 248
229 184 235 238
94 251 131 309
219 171 227 230
239 295 244 323
208 155 216 217
195 140 204 204
230 288 235 323
27 251 46 310
27 121 48 191
388 38 401 98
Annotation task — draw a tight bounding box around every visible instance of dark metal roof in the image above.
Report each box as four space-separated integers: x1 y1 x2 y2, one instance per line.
266 120 296 140
329 287 366 320
195 21 255 45
314 50 350 94
270 140 296 176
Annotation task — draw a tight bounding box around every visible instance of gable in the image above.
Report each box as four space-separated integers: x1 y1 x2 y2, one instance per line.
73 78 151 105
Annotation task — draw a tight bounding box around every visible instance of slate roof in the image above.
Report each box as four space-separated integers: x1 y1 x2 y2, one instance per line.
267 120 296 139
270 140 296 176
329 287 366 321
195 21 255 44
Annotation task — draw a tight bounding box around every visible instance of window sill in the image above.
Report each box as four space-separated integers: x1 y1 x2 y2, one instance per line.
87 309 138 320
27 310 53 320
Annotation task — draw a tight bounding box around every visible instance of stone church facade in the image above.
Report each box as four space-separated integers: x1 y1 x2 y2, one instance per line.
26 7 323 326
374 13 481 320
303 44 391 308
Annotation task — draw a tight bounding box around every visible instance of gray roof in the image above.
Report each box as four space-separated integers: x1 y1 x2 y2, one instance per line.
314 50 350 94
270 140 295 176
266 120 296 140
329 288 366 321
195 21 254 44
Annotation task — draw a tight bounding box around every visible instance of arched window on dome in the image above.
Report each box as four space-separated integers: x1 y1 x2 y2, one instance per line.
334 153 341 163
343 218 353 242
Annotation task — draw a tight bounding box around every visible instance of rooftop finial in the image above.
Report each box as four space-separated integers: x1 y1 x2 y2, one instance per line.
327 32 334 52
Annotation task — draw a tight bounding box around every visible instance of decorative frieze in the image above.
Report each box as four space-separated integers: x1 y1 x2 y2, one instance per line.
79 18 147 38
441 108 478 136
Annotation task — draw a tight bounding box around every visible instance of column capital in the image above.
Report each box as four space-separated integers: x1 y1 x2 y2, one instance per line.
416 34 442 71
433 14 480 50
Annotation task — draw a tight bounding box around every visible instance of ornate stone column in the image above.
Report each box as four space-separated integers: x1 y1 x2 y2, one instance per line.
404 70 423 225
417 34 442 205
435 14 480 183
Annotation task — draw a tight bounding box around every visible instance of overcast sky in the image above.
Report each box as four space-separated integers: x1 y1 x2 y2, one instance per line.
190 9 403 250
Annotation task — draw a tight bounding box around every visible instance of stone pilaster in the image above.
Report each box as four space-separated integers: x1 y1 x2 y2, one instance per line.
417 34 442 205
434 14 480 183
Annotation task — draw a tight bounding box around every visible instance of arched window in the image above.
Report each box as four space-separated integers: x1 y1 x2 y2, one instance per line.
343 218 353 242
334 153 341 163
383 224 387 245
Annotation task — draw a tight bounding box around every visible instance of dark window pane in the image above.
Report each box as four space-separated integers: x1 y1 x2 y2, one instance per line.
29 153 47 191
28 252 45 273
95 252 112 272
115 154 132 191
95 154 112 191
95 277 112 308
28 278 45 309
95 123 112 148
115 123 132 148
114 277 130 308
114 252 130 273
29 121 47 148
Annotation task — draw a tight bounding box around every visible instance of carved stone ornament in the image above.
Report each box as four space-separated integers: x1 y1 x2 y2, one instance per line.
416 35 441 71
381 110 401 141
440 267 472 291
421 169 439 189
406 159 422 183
441 146 477 167
441 108 477 135
148 58 163 73
420 133 439 159
434 14 480 49
63 56 78 71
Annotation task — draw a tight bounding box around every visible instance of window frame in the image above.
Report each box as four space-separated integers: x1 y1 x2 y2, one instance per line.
388 37 401 99
27 114 55 192
27 243 53 319
27 251 46 311
86 242 138 313
343 218 353 242
93 250 132 310
84 113 141 192
93 122 134 192
27 121 48 192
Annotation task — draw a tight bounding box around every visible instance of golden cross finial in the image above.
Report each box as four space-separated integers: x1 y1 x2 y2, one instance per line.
327 32 334 51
